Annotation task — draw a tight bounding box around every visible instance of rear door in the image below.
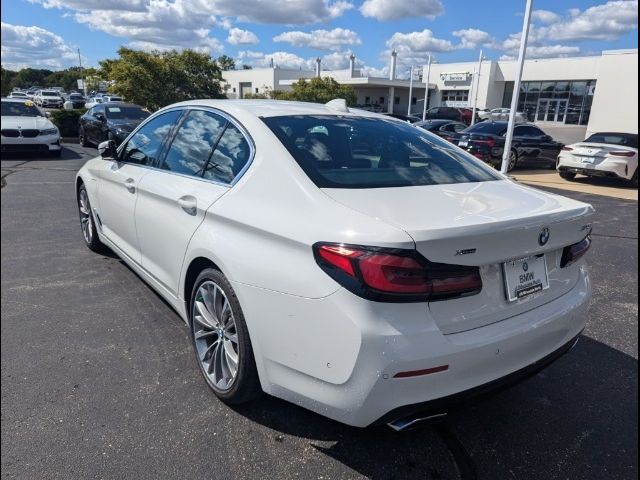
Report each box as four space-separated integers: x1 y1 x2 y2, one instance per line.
135 108 253 295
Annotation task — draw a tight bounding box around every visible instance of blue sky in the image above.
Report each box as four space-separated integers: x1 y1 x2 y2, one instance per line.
1 0 638 75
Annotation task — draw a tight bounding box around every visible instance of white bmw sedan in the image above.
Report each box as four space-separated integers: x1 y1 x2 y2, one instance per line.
557 132 638 187
1 99 62 157
75 100 594 428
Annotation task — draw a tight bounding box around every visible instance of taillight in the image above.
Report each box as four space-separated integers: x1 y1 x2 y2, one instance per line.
562 146 573 151
609 151 635 157
560 236 592 268
313 243 482 302
474 138 497 148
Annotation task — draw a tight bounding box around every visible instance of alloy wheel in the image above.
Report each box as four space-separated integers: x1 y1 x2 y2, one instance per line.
508 151 517 172
192 281 240 392
78 188 93 244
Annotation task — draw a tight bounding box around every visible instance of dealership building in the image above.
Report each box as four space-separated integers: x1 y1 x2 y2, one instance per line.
222 48 637 136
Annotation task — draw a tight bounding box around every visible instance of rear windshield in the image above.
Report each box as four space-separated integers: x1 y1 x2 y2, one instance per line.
585 133 638 149
41 91 59 96
262 115 501 189
464 122 507 135
105 106 150 120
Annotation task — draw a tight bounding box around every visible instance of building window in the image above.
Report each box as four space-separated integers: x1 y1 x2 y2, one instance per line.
411 97 417 105
364 96 370 104
394 96 400 105
440 89 469 106
502 80 596 125
379 96 385 104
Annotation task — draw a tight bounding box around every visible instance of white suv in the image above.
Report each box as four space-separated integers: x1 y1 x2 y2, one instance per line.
34 90 63 108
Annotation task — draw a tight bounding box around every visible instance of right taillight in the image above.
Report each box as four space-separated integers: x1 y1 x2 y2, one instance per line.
561 236 592 268
609 151 635 157
313 243 482 302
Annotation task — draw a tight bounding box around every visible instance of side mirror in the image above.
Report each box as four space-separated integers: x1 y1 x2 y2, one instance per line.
44 111 51 118
98 140 117 159
95 113 105 122
542 135 553 142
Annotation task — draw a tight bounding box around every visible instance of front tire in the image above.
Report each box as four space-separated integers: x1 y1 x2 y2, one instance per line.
77 184 105 252
506 149 518 172
190 268 261 404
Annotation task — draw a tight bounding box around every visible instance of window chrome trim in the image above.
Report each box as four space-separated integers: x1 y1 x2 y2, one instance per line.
115 104 256 188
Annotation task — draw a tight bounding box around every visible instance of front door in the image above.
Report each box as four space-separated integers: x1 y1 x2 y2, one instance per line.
536 99 568 123
96 110 183 265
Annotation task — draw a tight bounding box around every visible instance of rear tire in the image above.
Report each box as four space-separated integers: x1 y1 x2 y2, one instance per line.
190 268 262 405
79 127 89 147
630 169 638 188
559 171 577 180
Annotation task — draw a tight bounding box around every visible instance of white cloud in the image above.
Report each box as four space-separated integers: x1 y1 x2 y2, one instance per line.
1 22 79 70
238 50 312 69
531 9 561 24
499 44 581 61
360 0 443 21
452 28 495 49
536 0 638 41
227 28 259 45
273 28 361 51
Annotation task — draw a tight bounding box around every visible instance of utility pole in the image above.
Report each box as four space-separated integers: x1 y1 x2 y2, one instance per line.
407 65 414 116
501 0 533 174
422 55 432 121
471 49 483 126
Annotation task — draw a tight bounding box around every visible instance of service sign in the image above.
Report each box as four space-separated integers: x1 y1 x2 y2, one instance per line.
441 72 470 82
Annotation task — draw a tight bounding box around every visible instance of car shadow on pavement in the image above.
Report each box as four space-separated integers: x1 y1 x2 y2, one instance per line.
231 335 638 479
0 147 84 161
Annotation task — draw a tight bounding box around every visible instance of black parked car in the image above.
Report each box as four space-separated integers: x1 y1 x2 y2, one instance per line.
422 106 470 124
414 119 467 141
449 121 563 171
68 93 86 109
79 103 150 147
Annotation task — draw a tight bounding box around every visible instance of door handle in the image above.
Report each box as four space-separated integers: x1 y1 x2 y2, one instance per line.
124 178 136 194
178 196 197 215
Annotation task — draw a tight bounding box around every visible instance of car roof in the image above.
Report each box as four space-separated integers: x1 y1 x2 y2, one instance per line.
161 99 384 120
590 132 638 138
101 102 143 108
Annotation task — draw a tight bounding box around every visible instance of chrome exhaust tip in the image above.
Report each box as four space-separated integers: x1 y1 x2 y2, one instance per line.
387 412 447 432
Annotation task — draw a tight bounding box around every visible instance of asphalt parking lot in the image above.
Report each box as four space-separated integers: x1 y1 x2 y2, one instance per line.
1 144 638 480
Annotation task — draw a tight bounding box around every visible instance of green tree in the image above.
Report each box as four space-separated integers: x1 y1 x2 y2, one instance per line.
280 77 357 106
1 67 17 96
9 68 53 90
216 55 235 71
101 47 225 110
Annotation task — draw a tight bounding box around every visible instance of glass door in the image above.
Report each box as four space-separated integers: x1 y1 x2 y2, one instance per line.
556 100 568 123
536 99 549 121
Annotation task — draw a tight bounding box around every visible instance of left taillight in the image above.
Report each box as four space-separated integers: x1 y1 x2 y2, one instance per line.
313 243 482 302
561 236 592 268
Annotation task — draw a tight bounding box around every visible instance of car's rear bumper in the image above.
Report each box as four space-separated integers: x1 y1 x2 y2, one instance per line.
235 262 591 427
558 154 636 180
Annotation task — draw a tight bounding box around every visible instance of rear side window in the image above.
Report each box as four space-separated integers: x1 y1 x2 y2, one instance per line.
120 110 182 166
465 122 507 135
160 110 227 176
205 123 252 183
263 115 500 189
514 126 544 137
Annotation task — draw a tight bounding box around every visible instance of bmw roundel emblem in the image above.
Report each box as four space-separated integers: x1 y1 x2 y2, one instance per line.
538 227 550 246
523 262 529 272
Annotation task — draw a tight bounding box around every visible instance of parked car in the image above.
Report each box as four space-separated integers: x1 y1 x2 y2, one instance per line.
477 108 528 123
79 102 150 147
102 95 123 102
557 132 638 187
414 119 467 140
7 91 29 99
1 98 61 156
84 96 104 109
26 87 42 99
450 121 563 171
68 93 86 109
34 90 64 108
75 99 593 428
422 106 469 124
383 113 422 123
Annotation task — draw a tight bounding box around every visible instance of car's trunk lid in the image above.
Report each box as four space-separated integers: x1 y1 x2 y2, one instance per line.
323 180 594 333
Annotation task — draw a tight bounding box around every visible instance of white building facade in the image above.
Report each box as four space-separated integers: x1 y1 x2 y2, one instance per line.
424 49 638 136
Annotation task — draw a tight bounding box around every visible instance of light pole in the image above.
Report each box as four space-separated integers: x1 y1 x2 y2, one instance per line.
500 0 533 174
422 55 432 121
407 64 414 116
470 49 484 126
77 48 86 96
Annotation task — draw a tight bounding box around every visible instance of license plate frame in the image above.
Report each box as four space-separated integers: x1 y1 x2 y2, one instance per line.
503 254 550 302
458 139 469 147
